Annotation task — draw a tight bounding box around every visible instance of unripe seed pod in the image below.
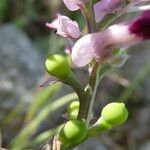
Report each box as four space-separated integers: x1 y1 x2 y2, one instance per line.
101 102 128 127
88 102 128 137
45 54 70 79
59 120 88 145
67 101 79 120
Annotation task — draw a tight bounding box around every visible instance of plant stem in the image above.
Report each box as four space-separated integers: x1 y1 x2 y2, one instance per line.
65 72 85 100
64 73 91 120
87 63 111 124
77 85 92 120
80 4 93 33
89 0 96 32
87 118 110 137
87 64 100 124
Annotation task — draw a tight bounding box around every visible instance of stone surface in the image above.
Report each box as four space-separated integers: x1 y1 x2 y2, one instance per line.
0 24 43 111
138 141 150 150
76 137 108 150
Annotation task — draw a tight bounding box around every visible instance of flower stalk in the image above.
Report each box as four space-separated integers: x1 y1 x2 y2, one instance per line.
80 4 93 33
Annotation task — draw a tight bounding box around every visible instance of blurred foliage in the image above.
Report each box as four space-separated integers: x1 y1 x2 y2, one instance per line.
0 0 85 56
0 0 9 21
119 61 150 102
25 83 61 123
10 92 78 149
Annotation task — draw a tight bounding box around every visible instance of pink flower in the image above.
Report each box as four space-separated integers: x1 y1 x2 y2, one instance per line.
94 0 125 23
63 0 84 11
71 11 150 67
46 14 81 38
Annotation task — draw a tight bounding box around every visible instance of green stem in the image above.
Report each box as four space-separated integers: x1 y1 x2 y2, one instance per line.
87 63 112 124
88 0 96 32
88 118 110 137
86 64 99 124
65 73 85 100
77 85 92 120
81 4 93 33
65 73 85 98
64 72 91 120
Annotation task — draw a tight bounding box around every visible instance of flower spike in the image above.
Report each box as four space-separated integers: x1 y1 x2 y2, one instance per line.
71 11 150 67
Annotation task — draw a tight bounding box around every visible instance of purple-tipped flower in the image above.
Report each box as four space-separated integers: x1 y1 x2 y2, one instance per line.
94 0 125 22
46 14 81 38
71 11 150 67
129 10 150 39
63 0 84 11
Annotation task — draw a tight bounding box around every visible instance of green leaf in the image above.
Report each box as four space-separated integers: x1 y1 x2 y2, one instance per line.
25 83 61 123
10 93 78 149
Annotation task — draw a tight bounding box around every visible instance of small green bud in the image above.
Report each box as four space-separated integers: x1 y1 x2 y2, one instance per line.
88 102 128 137
45 54 70 79
101 102 128 127
67 101 79 120
59 120 88 145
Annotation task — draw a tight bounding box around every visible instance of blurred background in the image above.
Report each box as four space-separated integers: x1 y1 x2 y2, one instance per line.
0 0 150 149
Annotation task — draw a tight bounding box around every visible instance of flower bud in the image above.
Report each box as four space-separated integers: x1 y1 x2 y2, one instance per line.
101 102 128 127
88 102 128 137
45 54 70 79
59 120 88 145
46 14 81 38
67 101 79 120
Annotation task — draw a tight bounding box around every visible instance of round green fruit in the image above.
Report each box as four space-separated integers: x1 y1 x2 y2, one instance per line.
101 102 128 127
67 101 79 120
59 120 88 145
45 54 70 79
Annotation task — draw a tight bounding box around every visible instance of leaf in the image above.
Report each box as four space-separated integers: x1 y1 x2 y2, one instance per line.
25 83 61 123
10 93 78 149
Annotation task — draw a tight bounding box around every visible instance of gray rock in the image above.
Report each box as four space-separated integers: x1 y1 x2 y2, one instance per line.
132 106 150 143
138 141 150 150
75 137 108 150
0 24 43 110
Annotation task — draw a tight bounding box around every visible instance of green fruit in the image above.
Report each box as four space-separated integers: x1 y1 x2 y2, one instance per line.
45 54 70 79
67 101 79 120
59 120 88 145
101 102 128 127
